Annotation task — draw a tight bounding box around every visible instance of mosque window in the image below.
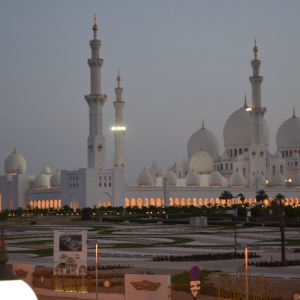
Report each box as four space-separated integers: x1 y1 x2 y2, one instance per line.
231 163 233 169
290 150 293 156
99 183 101 187
109 176 111 180
244 148 248 152
280 165 283 174
99 176 102 180
76 183 78 187
226 163 228 170
109 183 111 187
230 149 233 157
104 176 106 180
272 165 275 175
239 148 242 154
234 149 237 156
179 172 181 178
76 176 78 180
286 150 288 157
104 183 106 187
220 164 223 171
70 184 72 187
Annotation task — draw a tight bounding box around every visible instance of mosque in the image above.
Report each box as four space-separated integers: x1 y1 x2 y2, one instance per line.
1 18 300 212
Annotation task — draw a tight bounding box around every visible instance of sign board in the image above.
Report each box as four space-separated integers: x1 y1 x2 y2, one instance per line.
190 266 201 280
53 230 87 275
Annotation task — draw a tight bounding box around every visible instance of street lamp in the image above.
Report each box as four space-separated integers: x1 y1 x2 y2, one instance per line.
86 239 98 300
232 206 238 258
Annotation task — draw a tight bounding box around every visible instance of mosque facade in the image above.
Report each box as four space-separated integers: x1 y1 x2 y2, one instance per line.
1 19 300 212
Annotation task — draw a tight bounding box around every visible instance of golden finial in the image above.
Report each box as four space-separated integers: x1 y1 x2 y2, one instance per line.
244 93 248 108
13 147 17 153
93 14 98 32
253 37 258 53
200 145 203 151
117 69 121 82
293 106 296 118
202 118 205 129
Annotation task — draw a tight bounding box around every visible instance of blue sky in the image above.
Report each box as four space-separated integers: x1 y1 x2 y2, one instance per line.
1 1 300 184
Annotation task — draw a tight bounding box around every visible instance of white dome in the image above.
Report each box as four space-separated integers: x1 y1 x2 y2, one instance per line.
271 172 286 187
208 171 223 187
4 148 26 175
137 168 152 187
274 150 281 159
223 105 269 150
34 172 50 189
151 161 157 169
43 165 51 175
222 176 229 187
243 152 250 160
229 172 245 187
213 154 221 162
17 164 25 174
221 151 230 161
50 170 61 188
292 173 300 186
187 124 220 159
189 149 214 173
276 115 300 150
185 170 200 187
251 172 265 187
162 169 177 187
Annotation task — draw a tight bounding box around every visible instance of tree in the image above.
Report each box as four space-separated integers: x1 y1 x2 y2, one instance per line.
271 193 286 265
256 190 268 205
219 191 234 207
235 193 246 205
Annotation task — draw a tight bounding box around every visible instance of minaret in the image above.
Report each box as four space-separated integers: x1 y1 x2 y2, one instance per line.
112 70 127 181
84 16 107 170
249 39 267 178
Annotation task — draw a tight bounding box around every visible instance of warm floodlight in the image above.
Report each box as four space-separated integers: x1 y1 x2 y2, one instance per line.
111 126 126 131
246 108 252 111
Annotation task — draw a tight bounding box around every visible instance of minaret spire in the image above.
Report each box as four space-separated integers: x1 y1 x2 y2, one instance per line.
84 16 107 170
244 93 248 107
202 118 204 129
249 39 268 179
293 106 296 118
112 69 127 183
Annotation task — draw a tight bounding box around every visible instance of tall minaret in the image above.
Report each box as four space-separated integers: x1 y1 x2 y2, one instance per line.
84 16 107 170
249 39 267 178
112 70 127 181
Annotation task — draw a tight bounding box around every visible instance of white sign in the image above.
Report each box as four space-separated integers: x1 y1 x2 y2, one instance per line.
190 280 201 297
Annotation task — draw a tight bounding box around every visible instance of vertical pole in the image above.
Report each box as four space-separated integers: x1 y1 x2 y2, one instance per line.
245 247 248 300
235 222 237 258
96 242 98 300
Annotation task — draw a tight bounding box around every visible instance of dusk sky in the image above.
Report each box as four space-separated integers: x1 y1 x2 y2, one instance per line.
1 1 300 184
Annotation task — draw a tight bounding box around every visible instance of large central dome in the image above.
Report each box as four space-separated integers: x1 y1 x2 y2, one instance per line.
223 100 269 150
187 121 220 159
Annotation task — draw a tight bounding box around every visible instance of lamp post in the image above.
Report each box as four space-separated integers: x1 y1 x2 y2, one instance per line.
87 239 98 300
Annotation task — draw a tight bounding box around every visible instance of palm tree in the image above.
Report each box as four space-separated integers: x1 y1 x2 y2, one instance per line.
235 193 246 205
256 190 268 205
219 190 234 207
271 193 286 265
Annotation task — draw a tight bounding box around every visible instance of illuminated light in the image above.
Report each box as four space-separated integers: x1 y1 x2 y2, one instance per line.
246 108 252 111
111 126 126 131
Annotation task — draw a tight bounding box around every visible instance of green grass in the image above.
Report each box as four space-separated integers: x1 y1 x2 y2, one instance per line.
9 239 52 245
111 243 149 248
8 248 53 257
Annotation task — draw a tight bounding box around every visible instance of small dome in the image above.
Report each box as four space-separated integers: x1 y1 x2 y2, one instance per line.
222 176 229 187
274 150 281 159
213 154 221 162
208 171 223 187
276 114 300 150
17 164 25 174
271 172 286 187
185 170 200 187
4 148 27 175
229 172 245 187
50 169 61 188
151 161 157 169
189 149 214 173
267 151 274 160
137 168 152 187
292 173 300 186
243 152 250 160
251 172 265 187
221 151 230 161
162 169 177 187
34 172 50 189
187 122 220 159
43 165 51 175
223 105 269 151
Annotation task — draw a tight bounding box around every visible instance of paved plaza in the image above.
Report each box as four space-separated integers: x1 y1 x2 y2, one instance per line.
3 220 300 280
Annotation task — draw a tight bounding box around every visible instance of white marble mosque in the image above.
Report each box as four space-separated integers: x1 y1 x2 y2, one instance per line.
1 18 300 211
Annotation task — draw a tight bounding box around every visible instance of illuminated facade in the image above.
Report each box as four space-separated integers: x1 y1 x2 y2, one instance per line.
0 19 300 211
